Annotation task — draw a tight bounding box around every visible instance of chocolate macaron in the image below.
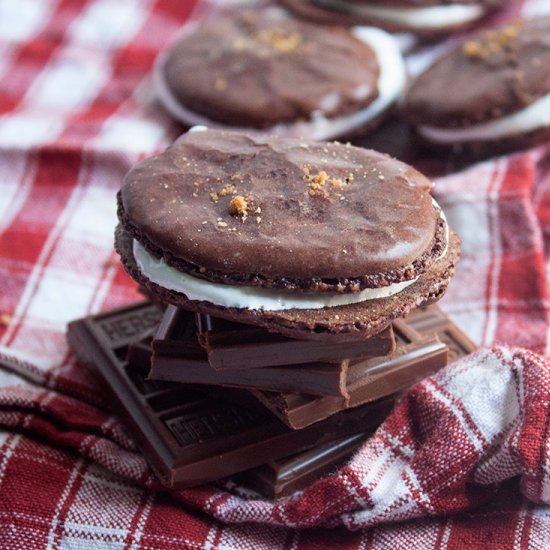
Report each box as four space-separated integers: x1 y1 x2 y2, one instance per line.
115 128 460 342
281 0 508 35
403 18 550 159
154 8 405 140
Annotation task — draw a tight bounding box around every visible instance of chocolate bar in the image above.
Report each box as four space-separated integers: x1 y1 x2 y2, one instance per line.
155 306 394 371
402 306 477 363
238 432 367 499
252 307 476 429
67 302 394 489
145 335 348 396
149 308 349 396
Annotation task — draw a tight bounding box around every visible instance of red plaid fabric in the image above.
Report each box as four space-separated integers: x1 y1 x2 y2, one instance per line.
1 0 550 548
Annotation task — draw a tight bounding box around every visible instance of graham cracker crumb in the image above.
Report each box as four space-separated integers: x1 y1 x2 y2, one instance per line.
463 40 485 59
102 257 119 269
256 28 302 53
329 177 347 189
313 170 328 186
219 184 237 197
210 192 219 203
305 168 353 198
233 27 303 54
463 21 523 61
215 78 227 91
217 221 228 228
256 216 262 224
229 195 249 219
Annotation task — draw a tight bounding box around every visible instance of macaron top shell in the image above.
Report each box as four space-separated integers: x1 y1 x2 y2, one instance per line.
404 18 550 129
119 129 442 292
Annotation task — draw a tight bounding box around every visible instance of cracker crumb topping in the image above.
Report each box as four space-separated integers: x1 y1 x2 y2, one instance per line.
215 77 227 91
233 26 303 54
219 183 237 196
256 28 302 53
462 21 523 61
304 168 353 198
229 195 249 219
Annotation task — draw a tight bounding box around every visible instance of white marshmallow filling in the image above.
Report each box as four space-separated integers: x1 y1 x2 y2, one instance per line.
133 240 418 310
315 1 484 30
154 25 406 141
417 91 550 144
132 207 448 311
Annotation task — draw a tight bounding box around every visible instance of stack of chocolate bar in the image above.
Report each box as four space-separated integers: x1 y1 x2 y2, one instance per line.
67 302 475 499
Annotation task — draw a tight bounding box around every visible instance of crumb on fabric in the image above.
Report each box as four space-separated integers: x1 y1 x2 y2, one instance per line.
0 313 11 327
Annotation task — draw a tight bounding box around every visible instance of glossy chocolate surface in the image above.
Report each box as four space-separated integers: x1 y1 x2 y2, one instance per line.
119 129 439 289
162 10 379 128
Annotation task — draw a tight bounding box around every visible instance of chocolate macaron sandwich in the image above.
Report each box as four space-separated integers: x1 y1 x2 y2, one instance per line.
154 8 405 140
280 0 508 35
403 18 550 159
115 127 460 343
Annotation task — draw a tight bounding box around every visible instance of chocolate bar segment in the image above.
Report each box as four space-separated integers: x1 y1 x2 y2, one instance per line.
251 307 476 429
252 319 447 429
155 306 395 370
149 309 349 396
403 306 477 363
67 302 394 489
145 341 349 397
238 432 367 500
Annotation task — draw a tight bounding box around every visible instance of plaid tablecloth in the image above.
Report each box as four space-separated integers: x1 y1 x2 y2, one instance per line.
1 0 550 548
